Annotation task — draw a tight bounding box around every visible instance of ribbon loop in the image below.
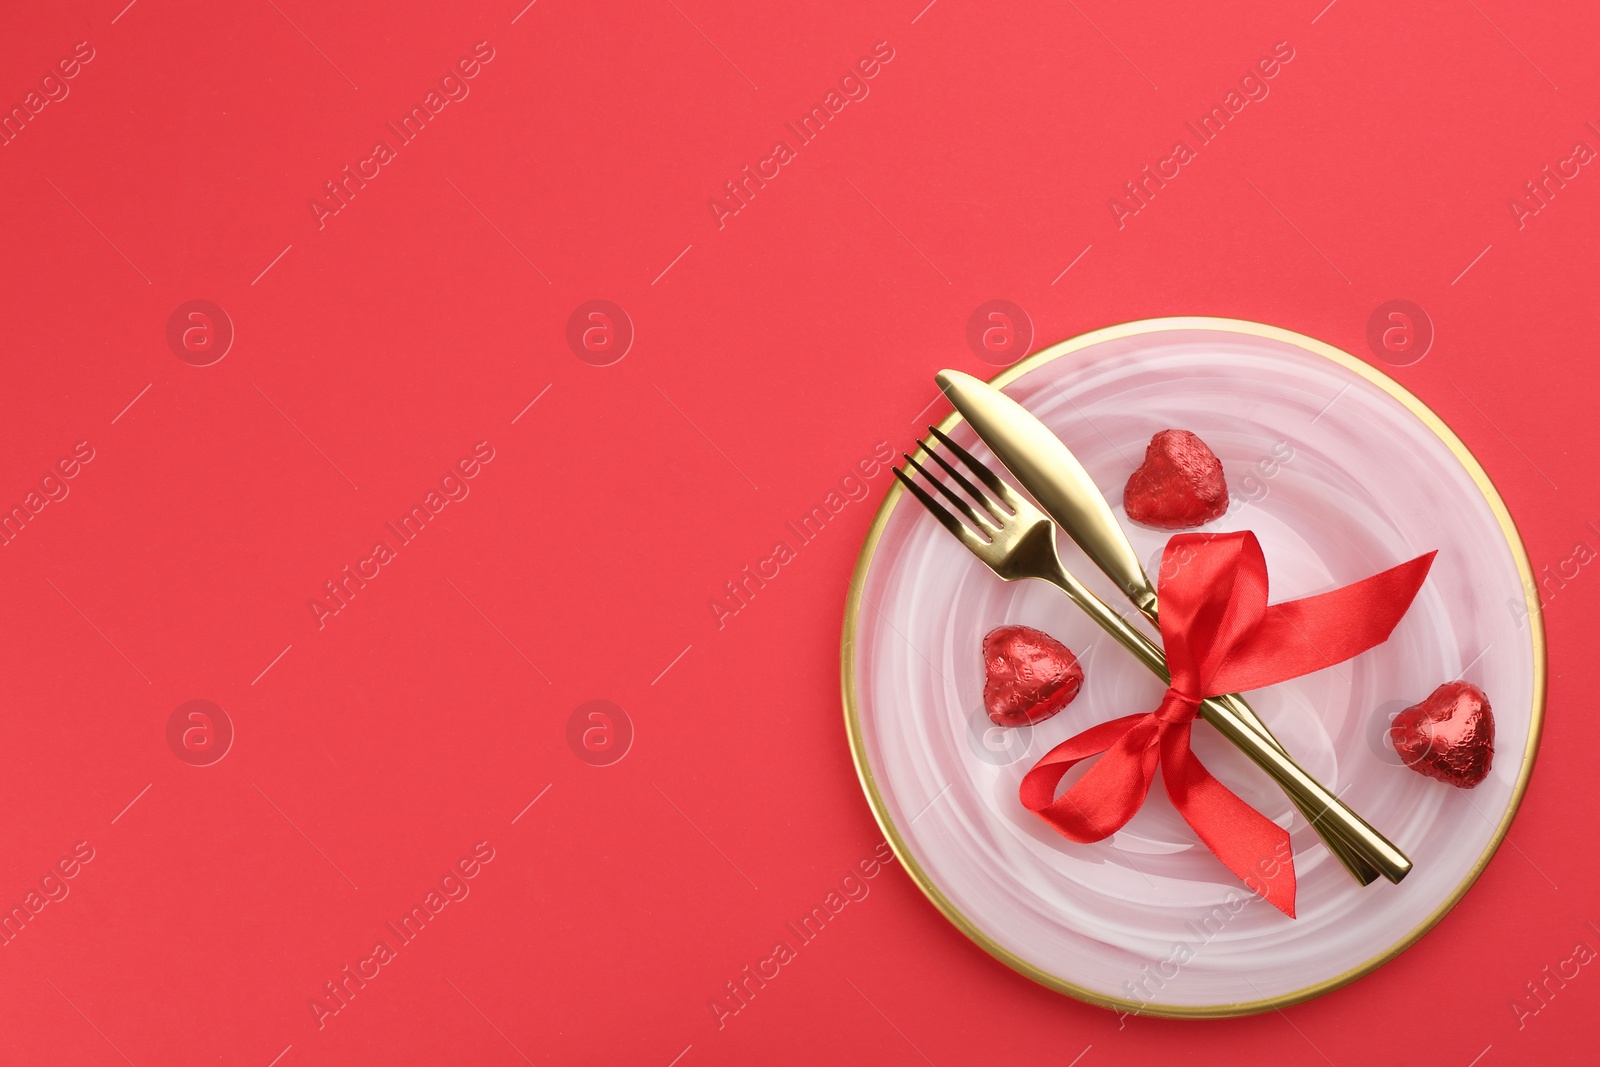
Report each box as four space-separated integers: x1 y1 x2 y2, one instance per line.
1020 531 1434 918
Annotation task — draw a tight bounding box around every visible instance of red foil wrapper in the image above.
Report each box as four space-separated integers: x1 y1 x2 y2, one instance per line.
982 625 1083 727
1390 681 1495 788
1124 429 1229 529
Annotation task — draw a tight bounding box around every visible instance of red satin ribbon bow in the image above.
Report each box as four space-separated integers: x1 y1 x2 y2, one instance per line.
1019 531 1435 917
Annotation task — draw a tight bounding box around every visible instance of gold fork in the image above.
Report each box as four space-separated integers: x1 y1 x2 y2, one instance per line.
894 425 1411 884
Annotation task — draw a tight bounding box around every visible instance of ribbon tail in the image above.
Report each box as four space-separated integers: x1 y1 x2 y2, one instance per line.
1208 551 1437 694
1020 714 1160 843
1160 721 1297 917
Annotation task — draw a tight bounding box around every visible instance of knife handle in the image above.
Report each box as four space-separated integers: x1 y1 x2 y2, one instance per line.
1041 566 1410 884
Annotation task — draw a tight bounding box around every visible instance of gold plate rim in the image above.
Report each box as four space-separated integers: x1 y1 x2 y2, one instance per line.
839 315 1547 1019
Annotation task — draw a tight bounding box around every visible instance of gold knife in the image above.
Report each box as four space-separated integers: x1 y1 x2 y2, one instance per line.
938 368 1402 885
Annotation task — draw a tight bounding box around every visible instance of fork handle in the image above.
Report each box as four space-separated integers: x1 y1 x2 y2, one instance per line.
1207 691 1380 885
1144 600 1380 885
1074 594 1381 884
1195 696 1411 881
1041 569 1411 884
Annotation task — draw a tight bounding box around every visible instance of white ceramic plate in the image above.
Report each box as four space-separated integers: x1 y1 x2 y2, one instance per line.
843 319 1543 1017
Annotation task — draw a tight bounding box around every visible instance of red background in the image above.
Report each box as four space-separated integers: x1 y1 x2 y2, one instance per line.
1 0 1595 1064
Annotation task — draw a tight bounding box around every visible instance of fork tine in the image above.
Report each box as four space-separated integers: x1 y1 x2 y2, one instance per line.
918 440 1007 524
902 453 997 535
927 425 1025 511
892 467 975 546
